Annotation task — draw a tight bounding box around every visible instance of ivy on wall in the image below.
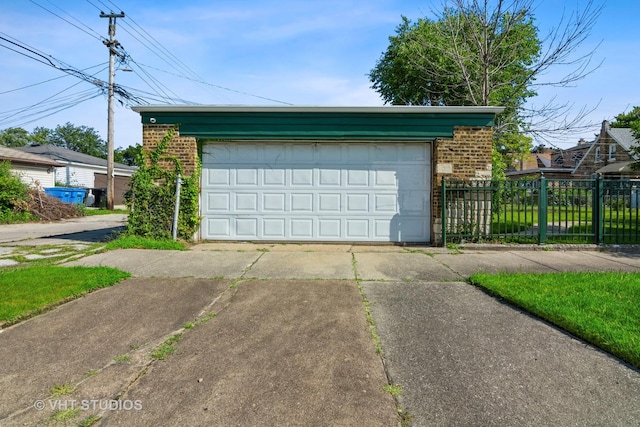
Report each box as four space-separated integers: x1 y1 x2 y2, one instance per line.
125 125 201 240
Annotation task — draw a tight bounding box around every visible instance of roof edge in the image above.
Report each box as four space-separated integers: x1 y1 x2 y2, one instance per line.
131 105 505 115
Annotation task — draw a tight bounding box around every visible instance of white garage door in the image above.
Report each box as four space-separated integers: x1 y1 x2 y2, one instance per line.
201 142 431 242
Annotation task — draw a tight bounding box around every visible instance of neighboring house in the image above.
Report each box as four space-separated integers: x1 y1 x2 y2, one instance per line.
0 145 64 187
132 105 503 244
16 144 137 205
507 121 640 179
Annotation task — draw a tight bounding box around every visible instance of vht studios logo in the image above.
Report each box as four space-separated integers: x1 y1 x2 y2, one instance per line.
34 399 143 411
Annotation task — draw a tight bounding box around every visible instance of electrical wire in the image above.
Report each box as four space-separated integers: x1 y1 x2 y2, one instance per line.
0 63 107 95
136 62 294 105
28 0 104 42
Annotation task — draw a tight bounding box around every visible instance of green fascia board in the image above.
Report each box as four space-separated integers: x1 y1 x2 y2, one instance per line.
133 107 501 140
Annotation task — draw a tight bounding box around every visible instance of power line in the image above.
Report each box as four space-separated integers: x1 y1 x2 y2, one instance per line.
106 0 203 82
0 63 107 95
28 0 104 41
136 62 294 105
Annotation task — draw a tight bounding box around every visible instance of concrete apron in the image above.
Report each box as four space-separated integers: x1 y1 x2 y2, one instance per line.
5 243 640 425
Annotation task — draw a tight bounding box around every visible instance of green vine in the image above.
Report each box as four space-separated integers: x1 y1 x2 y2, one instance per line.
125 125 201 240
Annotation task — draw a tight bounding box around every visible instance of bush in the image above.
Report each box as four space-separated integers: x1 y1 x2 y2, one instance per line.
0 161 33 223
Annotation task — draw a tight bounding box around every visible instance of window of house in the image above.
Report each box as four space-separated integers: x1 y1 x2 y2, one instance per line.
595 147 602 162
609 144 616 161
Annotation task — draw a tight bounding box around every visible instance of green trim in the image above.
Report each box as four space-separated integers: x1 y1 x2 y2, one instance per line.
136 109 498 140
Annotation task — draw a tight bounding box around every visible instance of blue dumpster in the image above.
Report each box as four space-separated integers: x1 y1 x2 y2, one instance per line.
44 187 88 205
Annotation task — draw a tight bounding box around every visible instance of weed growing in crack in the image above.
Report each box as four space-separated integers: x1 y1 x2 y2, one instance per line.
151 333 183 360
50 383 75 397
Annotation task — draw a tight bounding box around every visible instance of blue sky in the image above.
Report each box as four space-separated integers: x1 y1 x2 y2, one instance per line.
0 0 637 149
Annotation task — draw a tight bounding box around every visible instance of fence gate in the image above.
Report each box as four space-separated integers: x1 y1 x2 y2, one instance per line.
442 177 640 245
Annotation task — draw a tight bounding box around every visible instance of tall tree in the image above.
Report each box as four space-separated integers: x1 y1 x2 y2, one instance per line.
114 144 142 166
30 127 52 146
370 0 602 174
0 127 30 147
48 122 107 159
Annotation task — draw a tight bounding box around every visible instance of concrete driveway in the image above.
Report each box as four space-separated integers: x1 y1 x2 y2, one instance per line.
1 240 640 425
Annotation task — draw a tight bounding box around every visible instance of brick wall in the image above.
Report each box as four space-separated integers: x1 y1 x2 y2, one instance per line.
142 124 198 177
432 126 494 244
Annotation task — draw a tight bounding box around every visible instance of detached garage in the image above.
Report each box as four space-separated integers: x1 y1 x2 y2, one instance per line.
132 106 501 244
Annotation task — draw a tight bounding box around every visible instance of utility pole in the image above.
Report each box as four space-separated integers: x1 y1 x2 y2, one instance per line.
100 11 125 210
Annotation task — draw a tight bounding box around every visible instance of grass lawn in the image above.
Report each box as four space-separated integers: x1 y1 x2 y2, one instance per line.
469 272 640 369
0 266 130 325
82 208 129 216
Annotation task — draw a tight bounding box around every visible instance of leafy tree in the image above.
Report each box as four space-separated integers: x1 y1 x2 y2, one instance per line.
30 127 52 145
611 106 640 169
0 127 30 147
114 144 142 166
370 0 602 177
611 106 640 136
48 122 107 159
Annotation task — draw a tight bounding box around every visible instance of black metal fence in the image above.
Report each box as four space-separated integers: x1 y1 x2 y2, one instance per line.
442 177 640 245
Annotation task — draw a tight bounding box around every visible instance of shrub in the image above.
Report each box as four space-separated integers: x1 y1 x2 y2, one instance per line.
0 160 33 222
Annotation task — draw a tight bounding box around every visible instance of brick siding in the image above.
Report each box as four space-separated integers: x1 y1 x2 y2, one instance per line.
142 125 198 177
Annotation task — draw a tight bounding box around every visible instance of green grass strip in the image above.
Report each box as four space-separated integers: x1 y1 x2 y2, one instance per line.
0 266 130 323
470 272 640 369
104 236 187 251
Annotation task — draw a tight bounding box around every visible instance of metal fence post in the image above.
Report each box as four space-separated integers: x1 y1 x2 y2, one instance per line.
538 175 547 244
594 174 604 244
441 177 447 246
172 173 181 241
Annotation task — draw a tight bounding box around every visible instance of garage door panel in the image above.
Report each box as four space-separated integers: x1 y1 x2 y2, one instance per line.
375 170 397 186
319 169 340 186
318 194 341 212
235 193 258 211
291 193 313 211
206 218 231 237
236 169 258 185
264 169 285 186
263 218 285 237
347 194 369 212
292 169 313 186
347 169 368 186
206 193 230 212
202 142 430 242
236 218 258 237
263 193 286 211
346 219 369 238
206 169 230 185
399 191 429 213
291 219 313 238
375 194 397 212
319 219 341 238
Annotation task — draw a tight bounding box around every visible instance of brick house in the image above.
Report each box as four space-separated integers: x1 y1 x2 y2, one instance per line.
132 105 502 244
507 121 640 179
